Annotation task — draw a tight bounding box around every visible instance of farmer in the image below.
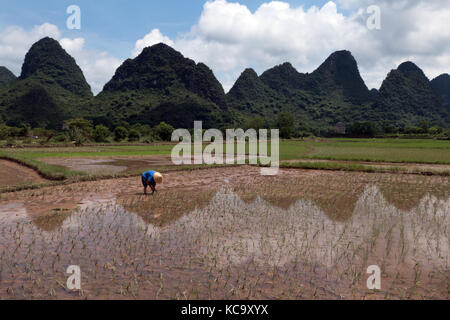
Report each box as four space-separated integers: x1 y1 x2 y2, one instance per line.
142 170 163 195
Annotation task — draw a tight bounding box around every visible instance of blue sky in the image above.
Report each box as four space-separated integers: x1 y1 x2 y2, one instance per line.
0 0 448 94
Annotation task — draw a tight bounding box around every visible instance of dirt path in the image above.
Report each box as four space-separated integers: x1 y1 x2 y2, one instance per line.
0 159 48 188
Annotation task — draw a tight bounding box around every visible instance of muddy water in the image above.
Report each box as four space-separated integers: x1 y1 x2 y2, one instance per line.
42 155 261 175
0 182 448 300
42 158 128 175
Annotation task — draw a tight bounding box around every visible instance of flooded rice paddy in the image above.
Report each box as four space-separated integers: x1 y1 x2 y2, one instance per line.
0 167 448 299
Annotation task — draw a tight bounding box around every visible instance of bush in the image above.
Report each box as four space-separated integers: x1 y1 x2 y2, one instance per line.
132 124 151 137
153 122 175 141
297 131 312 140
277 112 295 139
114 126 128 142
243 116 267 131
22 138 33 145
65 118 94 142
0 125 10 140
437 129 450 139
19 123 31 137
117 121 131 130
52 134 69 143
428 126 443 136
93 125 110 142
32 128 53 139
5 138 16 147
348 122 378 137
405 125 424 134
70 127 87 146
128 129 141 142
8 127 24 137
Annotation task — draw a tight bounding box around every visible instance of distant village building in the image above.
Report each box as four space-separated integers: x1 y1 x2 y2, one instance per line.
335 122 346 134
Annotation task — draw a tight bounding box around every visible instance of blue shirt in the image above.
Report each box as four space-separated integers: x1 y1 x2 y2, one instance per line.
142 170 156 185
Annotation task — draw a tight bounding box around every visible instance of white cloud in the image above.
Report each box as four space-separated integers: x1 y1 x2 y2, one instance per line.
59 37 85 54
0 23 121 94
132 29 174 57
134 0 450 91
0 23 61 76
59 37 121 94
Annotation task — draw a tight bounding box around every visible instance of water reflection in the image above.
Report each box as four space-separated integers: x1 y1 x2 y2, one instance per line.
0 185 448 299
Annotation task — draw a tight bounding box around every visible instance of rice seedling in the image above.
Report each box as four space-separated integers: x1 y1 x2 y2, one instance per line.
0 167 448 299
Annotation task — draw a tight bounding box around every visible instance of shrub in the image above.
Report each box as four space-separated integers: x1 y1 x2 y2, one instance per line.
405 125 423 134
134 124 151 137
20 123 31 137
52 134 69 143
114 126 128 142
65 118 94 142
243 116 267 131
277 112 295 139
0 125 10 140
153 122 175 141
8 127 24 137
428 126 443 136
70 127 87 146
128 129 141 142
22 138 33 145
348 122 378 137
93 125 110 142
5 138 16 147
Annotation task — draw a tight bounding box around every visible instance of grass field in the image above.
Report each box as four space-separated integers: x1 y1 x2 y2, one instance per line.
302 139 450 164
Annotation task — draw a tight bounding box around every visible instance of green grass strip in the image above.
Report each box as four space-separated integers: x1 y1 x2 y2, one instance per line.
280 161 450 176
0 152 86 180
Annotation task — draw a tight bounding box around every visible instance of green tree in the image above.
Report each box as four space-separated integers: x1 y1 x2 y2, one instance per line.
19 123 31 137
65 119 94 142
128 129 141 142
405 126 421 134
277 112 295 139
118 121 131 130
243 116 266 131
132 124 151 137
93 125 110 142
348 122 377 137
7 126 23 137
153 122 175 141
114 126 128 142
0 125 10 140
419 120 430 133
428 126 443 135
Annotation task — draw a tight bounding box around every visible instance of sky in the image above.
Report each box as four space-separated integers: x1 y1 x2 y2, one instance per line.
0 0 449 94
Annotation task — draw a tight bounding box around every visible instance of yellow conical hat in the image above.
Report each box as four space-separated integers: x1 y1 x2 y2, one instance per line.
154 172 163 184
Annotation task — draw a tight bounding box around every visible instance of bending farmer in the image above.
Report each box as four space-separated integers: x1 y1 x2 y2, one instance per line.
141 170 163 195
